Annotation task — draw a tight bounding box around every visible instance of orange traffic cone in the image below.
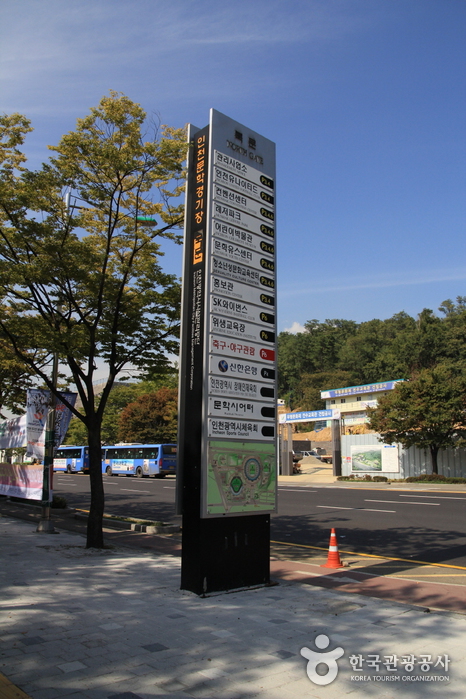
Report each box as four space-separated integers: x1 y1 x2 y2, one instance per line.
321 528 344 569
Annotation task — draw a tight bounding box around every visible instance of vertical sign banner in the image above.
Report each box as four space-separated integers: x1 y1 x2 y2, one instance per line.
176 123 210 519
26 389 77 460
177 110 277 520
0 414 27 449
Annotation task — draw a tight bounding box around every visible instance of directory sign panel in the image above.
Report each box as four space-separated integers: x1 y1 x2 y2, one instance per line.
178 110 276 519
202 111 277 517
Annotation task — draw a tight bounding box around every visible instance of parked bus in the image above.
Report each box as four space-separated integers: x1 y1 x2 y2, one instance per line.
101 444 177 478
53 445 90 474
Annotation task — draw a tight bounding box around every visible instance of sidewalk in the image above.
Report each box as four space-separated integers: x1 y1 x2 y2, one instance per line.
1 511 466 698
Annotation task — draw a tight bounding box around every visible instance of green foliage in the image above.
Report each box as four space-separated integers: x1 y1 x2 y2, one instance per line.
405 474 466 483
63 417 88 445
0 93 187 548
278 320 358 406
51 494 68 509
117 387 178 444
278 304 466 418
293 370 355 412
368 364 466 474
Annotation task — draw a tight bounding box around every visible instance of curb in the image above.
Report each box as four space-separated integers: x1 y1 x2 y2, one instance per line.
74 512 180 534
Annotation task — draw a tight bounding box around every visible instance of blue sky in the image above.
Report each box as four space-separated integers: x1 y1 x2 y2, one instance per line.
1 0 465 334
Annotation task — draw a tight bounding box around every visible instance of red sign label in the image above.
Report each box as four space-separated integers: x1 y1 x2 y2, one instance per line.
260 348 275 361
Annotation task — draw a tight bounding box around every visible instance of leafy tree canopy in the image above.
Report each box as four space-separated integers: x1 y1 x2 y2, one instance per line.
117 387 178 444
368 364 466 474
0 93 187 547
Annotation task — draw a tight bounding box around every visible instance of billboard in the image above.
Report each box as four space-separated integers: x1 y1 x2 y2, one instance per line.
178 110 277 519
350 444 400 473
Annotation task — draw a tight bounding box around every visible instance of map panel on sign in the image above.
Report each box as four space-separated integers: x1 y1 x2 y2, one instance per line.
209 354 276 383
211 276 275 307
212 219 275 256
213 201 274 235
214 151 274 191
210 315 275 344
213 166 274 207
208 418 275 441
205 440 276 516
209 375 275 402
210 335 275 362
208 396 276 420
210 295 275 327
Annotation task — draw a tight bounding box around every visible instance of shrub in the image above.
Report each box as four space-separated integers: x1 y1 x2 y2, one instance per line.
405 474 466 483
51 494 68 509
406 474 446 482
372 476 388 482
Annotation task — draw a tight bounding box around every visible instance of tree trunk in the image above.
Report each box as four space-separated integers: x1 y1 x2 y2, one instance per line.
86 423 105 548
430 445 439 475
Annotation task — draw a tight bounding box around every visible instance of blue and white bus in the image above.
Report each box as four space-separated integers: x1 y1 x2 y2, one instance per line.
101 444 177 478
53 445 90 474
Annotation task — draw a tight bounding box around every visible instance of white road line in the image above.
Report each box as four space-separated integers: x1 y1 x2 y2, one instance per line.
163 486 175 489
120 489 151 493
316 505 396 513
399 494 466 501
365 499 439 506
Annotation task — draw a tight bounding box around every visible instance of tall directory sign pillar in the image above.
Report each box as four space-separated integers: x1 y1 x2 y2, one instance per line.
177 110 277 594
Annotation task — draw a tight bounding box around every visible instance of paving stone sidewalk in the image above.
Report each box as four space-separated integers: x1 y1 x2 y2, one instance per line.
1 515 466 699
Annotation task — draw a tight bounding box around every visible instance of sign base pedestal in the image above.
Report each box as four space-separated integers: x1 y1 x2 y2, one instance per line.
181 514 270 595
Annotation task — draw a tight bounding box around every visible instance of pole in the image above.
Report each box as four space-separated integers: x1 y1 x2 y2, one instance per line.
36 354 58 533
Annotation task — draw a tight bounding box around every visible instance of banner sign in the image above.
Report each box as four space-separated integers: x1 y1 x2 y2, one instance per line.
0 462 43 500
0 414 27 450
26 389 77 460
279 409 340 424
177 110 277 518
350 444 400 473
321 380 404 400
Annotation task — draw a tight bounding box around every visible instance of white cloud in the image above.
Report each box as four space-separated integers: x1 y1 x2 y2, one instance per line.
284 321 306 334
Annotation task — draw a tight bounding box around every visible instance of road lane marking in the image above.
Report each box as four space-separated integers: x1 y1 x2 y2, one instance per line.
365 499 439 506
270 540 466 570
316 505 396 513
120 489 151 493
399 494 466 501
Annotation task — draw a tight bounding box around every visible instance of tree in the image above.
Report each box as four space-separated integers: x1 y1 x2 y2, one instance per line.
0 93 187 547
117 387 178 443
0 339 38 418
368 364 466 474
64 375 179 446
277 319 357 405
293 369 355 412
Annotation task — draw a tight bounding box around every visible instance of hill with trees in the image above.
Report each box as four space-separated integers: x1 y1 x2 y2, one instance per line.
278 297 466 412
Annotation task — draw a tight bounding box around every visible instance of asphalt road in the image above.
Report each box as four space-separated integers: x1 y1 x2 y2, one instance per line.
52 473 466 567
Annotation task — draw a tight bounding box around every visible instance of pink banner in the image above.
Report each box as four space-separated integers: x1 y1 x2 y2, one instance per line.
0 462 44 500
